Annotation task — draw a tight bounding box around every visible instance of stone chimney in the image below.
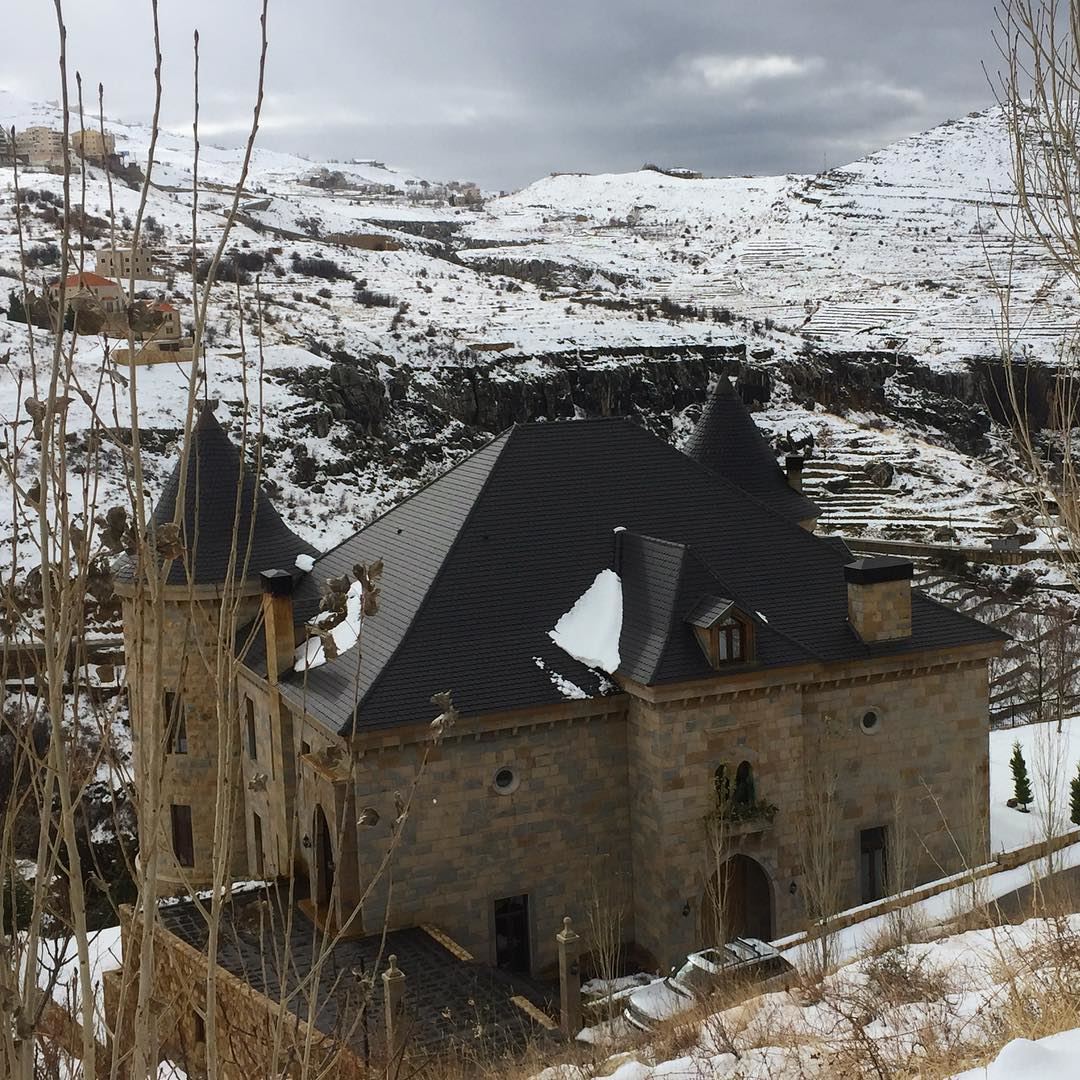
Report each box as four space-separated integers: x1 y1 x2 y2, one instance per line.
785 455 805 493
261 569 295 682
844 557 913 643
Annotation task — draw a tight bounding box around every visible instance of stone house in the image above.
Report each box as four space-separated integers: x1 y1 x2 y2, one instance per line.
49 271 125 315
121 380 1004 980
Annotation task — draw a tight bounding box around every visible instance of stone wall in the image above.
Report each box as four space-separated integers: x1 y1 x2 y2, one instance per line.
627 680 807 969
847 579 912 642
803 654 991 906
623 648 993 970
334 703 632 975
104 906 362 1079
121 589 258 889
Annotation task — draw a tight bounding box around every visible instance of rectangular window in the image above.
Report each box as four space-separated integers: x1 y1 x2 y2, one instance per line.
164 691 187 754
253 812 265 878
173 712 189 756
246 698 257 761
860 826 888 904
171 804 194 868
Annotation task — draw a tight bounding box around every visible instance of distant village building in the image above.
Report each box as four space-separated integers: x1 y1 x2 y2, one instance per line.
148 301 181 341
72 128 116 162
95 246 158 281
116 376 1004 1025
49 271 124 314
16 126 67 166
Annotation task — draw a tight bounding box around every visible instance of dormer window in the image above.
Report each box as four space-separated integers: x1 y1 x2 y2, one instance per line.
715 618 744 663
687 596 753 668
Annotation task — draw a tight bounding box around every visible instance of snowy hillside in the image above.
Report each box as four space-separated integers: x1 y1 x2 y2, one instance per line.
0 88 1071 591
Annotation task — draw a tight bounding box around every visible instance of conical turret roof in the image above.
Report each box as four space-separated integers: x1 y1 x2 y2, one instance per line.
683 377 820 523
117 404 317 586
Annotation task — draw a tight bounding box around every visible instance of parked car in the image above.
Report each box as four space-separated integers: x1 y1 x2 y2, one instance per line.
623 938 793 1032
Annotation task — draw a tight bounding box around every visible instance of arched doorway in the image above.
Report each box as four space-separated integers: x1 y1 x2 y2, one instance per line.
313 805 335 908
701 854 773 945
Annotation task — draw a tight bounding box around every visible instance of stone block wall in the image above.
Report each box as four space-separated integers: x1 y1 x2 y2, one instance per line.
627 681 806 969
847 579 912 642
104 906 362 1079
122 591 258 889
803 655 991 907
341 704 632 975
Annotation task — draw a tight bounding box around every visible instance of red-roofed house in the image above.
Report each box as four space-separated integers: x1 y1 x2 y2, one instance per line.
49 271 124 314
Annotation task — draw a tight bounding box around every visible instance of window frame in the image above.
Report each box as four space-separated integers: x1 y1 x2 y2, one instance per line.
245 698 257 761
171 803 194 868
695 612 753 668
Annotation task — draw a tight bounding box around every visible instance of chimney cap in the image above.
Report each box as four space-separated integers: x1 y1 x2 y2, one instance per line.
844 557 914 585
261 568 294 596
785 455 804 469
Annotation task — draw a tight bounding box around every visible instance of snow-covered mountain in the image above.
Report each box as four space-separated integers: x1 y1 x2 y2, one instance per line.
0 89 1067 583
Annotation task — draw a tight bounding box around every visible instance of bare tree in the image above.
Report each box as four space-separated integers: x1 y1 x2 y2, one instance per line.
797 763 842 977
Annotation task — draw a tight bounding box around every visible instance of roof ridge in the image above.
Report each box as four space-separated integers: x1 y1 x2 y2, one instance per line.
335 426 518 734
307 427 513 569
683 544 824 663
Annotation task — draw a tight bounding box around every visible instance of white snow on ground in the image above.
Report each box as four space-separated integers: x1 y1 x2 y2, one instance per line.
44 924 123 1043
989 716 1080 854
952 1029 1080 1079
547 917 1080 1080
549 568 623 673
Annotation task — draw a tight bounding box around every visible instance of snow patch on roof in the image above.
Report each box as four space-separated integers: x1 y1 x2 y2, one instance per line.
533 656 588 700
294 552 315 573
548 568 622 674
294 579 363 672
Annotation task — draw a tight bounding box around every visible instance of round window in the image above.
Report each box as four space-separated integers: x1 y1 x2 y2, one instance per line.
860 709 881 734
493 766 520 795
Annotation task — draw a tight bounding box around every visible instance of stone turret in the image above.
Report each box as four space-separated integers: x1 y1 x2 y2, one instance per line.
683 376 820 530
115 404 316 890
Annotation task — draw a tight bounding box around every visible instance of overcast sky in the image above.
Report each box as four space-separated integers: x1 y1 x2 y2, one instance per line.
4 1 1003 190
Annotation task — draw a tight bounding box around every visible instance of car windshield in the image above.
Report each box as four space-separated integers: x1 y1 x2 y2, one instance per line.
673 960 717 997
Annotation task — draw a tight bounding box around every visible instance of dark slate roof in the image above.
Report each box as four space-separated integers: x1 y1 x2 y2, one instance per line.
263 417 1003 736
683 376 821 523
115 405 317 586
685 595 735 628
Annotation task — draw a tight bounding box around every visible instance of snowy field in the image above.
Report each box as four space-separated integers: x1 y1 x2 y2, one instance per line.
990 717 1080 853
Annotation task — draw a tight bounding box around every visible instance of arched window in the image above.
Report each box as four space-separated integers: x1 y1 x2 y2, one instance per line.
733 761 755 808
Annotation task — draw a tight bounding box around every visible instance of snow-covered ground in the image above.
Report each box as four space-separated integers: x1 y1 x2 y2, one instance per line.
543 916 1080 1080
990 717 1080 854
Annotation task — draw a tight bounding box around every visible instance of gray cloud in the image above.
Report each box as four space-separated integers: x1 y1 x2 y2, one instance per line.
4 0 1002 189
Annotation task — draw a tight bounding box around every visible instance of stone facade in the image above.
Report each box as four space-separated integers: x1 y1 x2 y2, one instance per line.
231 634 995 973
847 578 913 642
119 583 258 889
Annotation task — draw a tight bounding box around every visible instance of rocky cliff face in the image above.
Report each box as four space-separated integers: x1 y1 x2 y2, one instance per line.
279 341 1014 487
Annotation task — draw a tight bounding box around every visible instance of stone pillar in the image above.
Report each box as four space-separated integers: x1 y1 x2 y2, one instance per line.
557 916 582 1038
382 954 406 1072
